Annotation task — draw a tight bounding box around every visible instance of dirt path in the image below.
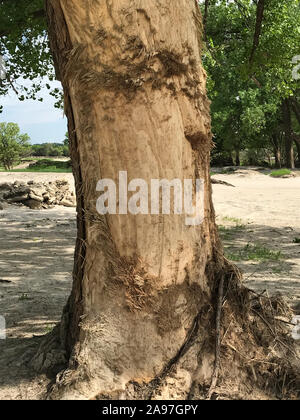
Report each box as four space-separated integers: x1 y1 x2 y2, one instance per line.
0 197 76 399
212 168 300 313
0 169 299 399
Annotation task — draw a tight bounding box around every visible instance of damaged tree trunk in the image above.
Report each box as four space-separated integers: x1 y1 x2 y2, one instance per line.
37 0 299 400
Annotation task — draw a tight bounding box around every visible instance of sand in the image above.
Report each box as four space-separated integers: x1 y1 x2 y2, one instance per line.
0 168 299 399
212 168 300 312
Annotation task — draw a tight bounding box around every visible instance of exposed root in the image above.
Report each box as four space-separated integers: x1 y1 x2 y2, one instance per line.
211 178 235 187
207 273 224 399
28 252 299 401
29 325 67 375
201 262 300 400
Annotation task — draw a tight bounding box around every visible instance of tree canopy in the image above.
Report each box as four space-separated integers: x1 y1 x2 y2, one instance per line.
200 0 300 167
0 121 30 169
1 0 300 166
0 0 60 112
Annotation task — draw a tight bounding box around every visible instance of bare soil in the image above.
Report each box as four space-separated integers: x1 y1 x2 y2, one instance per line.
212 168 300 313
0 169 299 399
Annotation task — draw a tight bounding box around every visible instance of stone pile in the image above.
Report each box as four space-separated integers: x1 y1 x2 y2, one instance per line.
0 180 76 210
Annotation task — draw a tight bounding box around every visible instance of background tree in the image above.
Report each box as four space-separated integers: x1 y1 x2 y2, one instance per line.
31 141 70 157
0 0 62 111
0 122 30 169
201 0 300 168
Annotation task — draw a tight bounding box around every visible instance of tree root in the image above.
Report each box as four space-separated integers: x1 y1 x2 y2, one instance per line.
207 273 224 400
29 260 299 400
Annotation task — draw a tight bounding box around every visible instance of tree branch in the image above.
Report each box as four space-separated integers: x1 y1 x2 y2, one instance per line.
249 0 266 67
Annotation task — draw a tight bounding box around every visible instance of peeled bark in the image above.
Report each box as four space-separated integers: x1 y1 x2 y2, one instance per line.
36 0 299 401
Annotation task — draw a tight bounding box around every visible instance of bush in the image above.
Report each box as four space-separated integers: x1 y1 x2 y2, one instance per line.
27 159 72 172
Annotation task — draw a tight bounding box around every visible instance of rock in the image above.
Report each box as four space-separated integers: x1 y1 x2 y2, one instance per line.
23 199 43 210
0 202 3 211
4 185 30 200
60 198 76 208
0 183 12 191
13 181 27 188
29 192 44 203
0 180 76 209
7 193 29 203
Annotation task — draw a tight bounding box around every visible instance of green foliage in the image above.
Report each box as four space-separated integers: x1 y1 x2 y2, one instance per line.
2 158 72 173
226 243 282 262
1 0 300 169
25 158 72 172
0 122 30 169
0 0 61 111
270 169 292 177
201 0 300 166
31 142 70 158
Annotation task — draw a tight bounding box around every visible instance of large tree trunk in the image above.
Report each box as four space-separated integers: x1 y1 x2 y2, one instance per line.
34 0 299 401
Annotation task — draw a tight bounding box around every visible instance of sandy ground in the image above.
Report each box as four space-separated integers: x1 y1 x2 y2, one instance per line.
212 168 300 313
0 168 299 399
0 173 76 399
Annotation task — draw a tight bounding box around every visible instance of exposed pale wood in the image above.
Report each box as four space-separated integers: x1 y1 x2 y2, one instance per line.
45 0 222 400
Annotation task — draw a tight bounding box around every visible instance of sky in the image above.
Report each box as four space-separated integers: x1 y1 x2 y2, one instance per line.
0 79 67 145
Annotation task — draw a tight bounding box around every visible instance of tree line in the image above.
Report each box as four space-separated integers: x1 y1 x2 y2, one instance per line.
201 0 300 168
0 122 69 170
1 1 299 169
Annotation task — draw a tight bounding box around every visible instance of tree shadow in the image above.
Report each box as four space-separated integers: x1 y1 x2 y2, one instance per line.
0 206 76 398
219 222 300 313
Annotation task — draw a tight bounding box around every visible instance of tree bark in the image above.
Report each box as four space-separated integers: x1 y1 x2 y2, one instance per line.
295 141 300 167
235 148 241 166
36 0 299 401
292 133 300 167
283 100 295 169
290 97 300 125
249 0 265 68
272 134 281 169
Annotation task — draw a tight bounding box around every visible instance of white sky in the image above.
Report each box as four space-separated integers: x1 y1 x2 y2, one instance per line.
0 79 67 144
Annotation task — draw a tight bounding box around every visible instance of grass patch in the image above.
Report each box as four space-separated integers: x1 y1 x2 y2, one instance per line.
44 324 56 334
1 159 72 173
270 169 291 178
272 266 287 274
218 218 247 241
20 157 44 162
226 243 282 262
223 216 244 225
218 224 246 240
